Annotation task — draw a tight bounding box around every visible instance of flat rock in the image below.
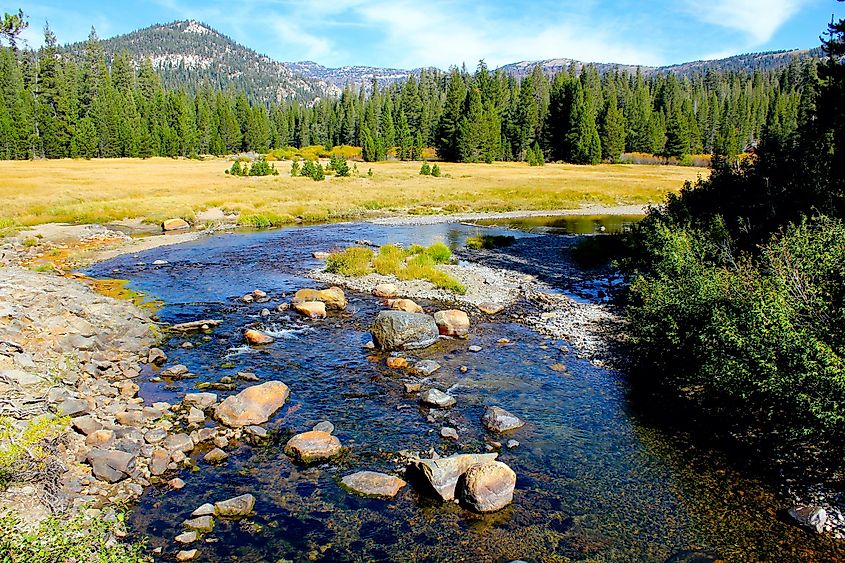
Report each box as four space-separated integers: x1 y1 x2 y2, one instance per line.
284 430 343 463
294 301 327 319
203 448 229 464
371 311 439 351
191 503 215 517
161 364 190 377
341 471 406 498
164 433 195 453
57 398 90 417
150 447 169 476
175 531 198 544
183 515 214 533
176 549 199 562
413 360 441 376
214 380 290 427
459 460 516 512
162 218 190 232
312 420 334 434
440 427 459 441
420 388 456 408
86 448 136 483
148 348 168 365
214 493 255 518
184 392 218 410
477 302 505 315
482 406 525 433
72 415 103 436
434 309 470 338
406 453 498 501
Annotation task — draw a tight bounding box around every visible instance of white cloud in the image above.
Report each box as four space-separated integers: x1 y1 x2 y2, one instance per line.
684 0 810 44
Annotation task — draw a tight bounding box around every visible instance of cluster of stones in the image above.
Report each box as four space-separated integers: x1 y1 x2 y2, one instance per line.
173 494 256 561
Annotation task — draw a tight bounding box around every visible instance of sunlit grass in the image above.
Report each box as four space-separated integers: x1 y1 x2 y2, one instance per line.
0 157 705 228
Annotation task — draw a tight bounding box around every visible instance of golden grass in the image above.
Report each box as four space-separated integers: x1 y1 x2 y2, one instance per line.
0 157 706 228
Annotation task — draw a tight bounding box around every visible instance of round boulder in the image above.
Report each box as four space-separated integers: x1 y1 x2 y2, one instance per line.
459 461 516 513
244 329 274 346
371 311 439 350
434 310 470 338
373 283 399 298
162 218 190 232
284 430 343 463
389 298 424 313
420 388 456 408
294 301 327 319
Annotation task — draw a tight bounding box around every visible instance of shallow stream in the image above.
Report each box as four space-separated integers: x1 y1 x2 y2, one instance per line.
86 219 845 562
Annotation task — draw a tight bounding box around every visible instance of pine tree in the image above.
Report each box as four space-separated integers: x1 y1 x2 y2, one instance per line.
600 93 626 162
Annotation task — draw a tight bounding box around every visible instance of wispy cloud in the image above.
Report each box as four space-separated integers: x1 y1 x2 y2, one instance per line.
683 0 810 44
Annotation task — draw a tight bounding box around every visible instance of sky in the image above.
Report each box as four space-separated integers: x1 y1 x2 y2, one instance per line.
14 0 845 69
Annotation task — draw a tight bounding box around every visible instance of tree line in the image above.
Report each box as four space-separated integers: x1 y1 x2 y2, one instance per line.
0 22 815 163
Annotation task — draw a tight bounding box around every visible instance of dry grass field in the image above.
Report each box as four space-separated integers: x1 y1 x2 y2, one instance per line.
0 157 707 230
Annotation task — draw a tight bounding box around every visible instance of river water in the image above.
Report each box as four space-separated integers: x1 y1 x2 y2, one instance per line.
86 218 845 562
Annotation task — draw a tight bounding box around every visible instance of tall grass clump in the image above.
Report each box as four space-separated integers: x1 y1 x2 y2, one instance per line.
325 247 374 276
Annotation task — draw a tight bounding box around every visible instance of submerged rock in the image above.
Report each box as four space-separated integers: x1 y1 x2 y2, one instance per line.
243 329 274 346
312 420 334 434
434 310 470 338
183 515 214 533
284 430 343 463
386 356 409 369
420 388 456 408
481 406 525 433
214 380 290 427
341 471 406 498
458 460 516 513
413 360 441 376
215 494 255 518
406 453 498 501
788 504 828 533
371 311 439 351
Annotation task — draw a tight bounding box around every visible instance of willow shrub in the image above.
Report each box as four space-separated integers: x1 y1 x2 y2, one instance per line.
626 216 845 447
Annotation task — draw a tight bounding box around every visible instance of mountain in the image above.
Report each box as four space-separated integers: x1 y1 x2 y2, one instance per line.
62 20 340 103
497 47 823 79
286 61 422 89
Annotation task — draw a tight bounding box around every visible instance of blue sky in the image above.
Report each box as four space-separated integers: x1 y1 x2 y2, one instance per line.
16 0 845 69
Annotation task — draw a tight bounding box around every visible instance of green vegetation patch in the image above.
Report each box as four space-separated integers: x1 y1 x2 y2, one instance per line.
326 243 465 294
465 234 516 250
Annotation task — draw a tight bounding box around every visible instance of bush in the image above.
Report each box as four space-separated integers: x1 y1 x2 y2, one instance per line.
325 247 374 276
431 164 441 177
0 416 69 487
625 216 845 451
290 160 300 177
0 510 150 563
419 162 431 176
329 155 350 177
425 242 452 263
248 159 278 176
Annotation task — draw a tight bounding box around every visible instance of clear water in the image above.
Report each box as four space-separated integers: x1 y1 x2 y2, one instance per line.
85 222 845 562
469 214 644 235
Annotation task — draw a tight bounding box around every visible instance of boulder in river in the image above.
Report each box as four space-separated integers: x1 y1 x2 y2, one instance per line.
243 329 274 345
184 392 218 410
294 301 327 319
162 218 190 232
434 310 470 338
412 360 441 376
787 504 828 533
373 283 398 298
284 430 343 463
420 388 456 408
481 406 525 433
214 494 255 518
389 298 424 313
371 311 439 351
386 356 408 369
458 460 516 512
341 471 406 498
292 287 347 310
406 453 498 501
214 380 290 427
148 347 168 365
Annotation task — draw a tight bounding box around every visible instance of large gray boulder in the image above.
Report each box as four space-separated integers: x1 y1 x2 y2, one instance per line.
370 311 439 351
481 406 525 433
86 448 136 483
406 453 498 501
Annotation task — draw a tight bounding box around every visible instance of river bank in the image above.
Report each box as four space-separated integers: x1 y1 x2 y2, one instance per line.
2 212 844 560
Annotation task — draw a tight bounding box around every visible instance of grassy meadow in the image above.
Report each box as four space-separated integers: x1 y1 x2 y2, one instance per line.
0 157 706 229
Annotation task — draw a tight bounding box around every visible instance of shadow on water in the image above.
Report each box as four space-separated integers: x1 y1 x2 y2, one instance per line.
85 221 845 562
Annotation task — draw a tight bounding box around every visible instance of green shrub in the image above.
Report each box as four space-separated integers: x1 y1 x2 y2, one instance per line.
248 159 278 177
0 510 150 563
0 416 69 487
626 216 845 451
329 155 350 177
431 164 441 177
419 162 431 176
325 247 374 276
425 242 452 263
373 244 404 275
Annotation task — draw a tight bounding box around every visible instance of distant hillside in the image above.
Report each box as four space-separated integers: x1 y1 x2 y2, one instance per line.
286 61 423 89
62 20 339 103
497 47 823 79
